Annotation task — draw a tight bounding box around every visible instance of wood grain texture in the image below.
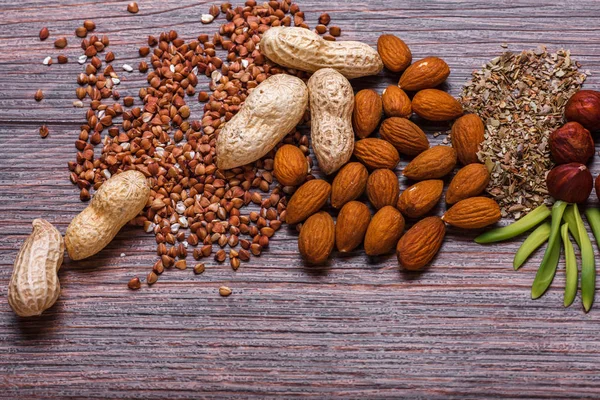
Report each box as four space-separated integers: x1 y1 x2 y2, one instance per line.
1 0 600 398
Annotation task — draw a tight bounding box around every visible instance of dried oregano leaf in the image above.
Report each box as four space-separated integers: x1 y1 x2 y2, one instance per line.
459 46 588 219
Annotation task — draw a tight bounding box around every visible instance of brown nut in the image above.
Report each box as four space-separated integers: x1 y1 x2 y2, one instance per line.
377 34 412 73
442 197 501 229
364 206 405 256
273 144 308 186
379 117 428 156
330 162 368 209
366 169 399 210
451 114 485 165
445 163 490 205
399 57 450 92
352 89 382 139
298 211 335 265
565 90 600 132
397 180 443 219
286 179 332 224
382 85 412 119
335 201 371 253
546 163 593 204
549 122 594 165
353 138 400 170
411 89 463 122
396 216 445 271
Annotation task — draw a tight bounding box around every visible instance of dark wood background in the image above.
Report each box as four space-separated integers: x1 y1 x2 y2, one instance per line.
2 0 600 398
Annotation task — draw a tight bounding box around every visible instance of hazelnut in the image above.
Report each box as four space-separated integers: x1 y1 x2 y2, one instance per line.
549 122 595 164
546 163 593 204
565 90 600 132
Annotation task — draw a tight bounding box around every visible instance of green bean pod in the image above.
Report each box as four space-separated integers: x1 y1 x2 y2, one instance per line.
561 223 577 308
531 201 567 299
475 204 551 244
582 208 600 312
513 222 550 270
562 206 582 247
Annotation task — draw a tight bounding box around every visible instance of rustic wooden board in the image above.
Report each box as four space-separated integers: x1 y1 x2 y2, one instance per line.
2 0 600 398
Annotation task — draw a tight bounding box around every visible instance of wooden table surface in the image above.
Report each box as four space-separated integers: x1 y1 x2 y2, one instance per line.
2 0 600 398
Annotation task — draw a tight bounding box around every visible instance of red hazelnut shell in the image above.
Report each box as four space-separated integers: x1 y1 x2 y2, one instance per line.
549 122 595 164
565 90 600 132
546 163 592 204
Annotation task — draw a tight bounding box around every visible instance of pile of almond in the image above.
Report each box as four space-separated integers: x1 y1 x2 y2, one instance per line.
274 33 503 270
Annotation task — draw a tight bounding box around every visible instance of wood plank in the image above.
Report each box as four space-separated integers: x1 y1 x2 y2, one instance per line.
1 0 600 398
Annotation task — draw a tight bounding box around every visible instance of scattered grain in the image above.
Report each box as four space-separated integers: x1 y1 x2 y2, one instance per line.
127 2 139 13
128 277 141 290
219 286 232 297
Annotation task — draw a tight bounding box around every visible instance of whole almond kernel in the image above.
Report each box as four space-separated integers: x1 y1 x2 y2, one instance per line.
412 89 463 122
298 212 335 265
366 169 399 210
397 180 444 219
442 197 501 229
335 201 371 253
446 163 490 205
382 85 411 118
397 216 445 271
353 138 400 170
379 117 429 156
273 144 308 186
286 179 331 225
364 206 405 256
399 57 450 92
352 89 382 139
377 34 412 73
330 162 368 209
403 146 457 181
451 114 485 165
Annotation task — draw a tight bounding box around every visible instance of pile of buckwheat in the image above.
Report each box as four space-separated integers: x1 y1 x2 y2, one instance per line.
37 1 343 287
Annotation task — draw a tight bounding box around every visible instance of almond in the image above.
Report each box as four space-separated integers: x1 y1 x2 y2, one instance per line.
382 85 411 118
335 201 371 252
412 89 463 122
352 89 383 139
379 117 429 156
398 57 450 92
442 197 501 229
451 114 485 165
353 138 400 170
403 146 457 181
364 206 405 256
446 163 490 205
397 216 445 271
367 169 399 210
298 212 335 265
331 162 368 209
397 179 443 219
286 179 331 224
273 144 308 186
377 34 412 73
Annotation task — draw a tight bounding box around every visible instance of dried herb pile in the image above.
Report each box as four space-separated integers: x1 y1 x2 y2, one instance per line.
460 46 588 219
